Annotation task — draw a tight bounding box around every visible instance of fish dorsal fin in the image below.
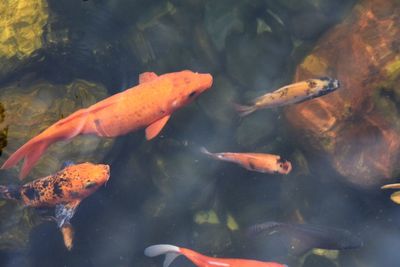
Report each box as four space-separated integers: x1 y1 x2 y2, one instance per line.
55 200 81 228
145 115 170 140
139 72 158 84
61 161 75 169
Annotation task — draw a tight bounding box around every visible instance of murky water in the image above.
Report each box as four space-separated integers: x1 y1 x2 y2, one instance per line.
0 0 399 266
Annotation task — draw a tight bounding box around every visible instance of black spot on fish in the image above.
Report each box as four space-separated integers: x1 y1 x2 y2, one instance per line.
279 88 289 97
53 183 63 197
23 187 40 201
307 80 317 89
42 181 49 188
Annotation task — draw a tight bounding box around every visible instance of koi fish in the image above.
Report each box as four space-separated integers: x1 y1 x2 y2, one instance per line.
235 77 340 117
381 183 400 204
0 162 110 250
200 147 292 174
1 70 213 179
145 244 288 267
246 221 362 256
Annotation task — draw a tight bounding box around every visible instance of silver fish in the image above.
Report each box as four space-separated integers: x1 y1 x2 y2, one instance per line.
235 77 340 117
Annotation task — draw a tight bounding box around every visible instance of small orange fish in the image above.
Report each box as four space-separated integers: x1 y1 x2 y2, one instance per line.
200 147 292 174
0 162 110 250
1 70 213 179
235 77 340 116
145 244 288 267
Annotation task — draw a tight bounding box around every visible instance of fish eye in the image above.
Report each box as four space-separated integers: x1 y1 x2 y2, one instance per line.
84 181 97 189
188 91 197 98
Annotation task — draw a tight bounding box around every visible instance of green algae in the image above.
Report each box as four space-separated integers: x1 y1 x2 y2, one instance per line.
0 0 48 78
300 54 328 76
384 59 400 81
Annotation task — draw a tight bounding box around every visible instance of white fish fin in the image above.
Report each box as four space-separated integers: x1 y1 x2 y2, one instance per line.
233 103 257 117
199 146 212 155
144 244 181 267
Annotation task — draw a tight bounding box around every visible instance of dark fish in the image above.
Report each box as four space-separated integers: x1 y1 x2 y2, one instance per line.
246 221 362 256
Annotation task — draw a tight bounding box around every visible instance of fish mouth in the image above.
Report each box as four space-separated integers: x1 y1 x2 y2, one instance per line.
199 73 213 91
277 158 292 174
330 79 340 90
100 164 111 181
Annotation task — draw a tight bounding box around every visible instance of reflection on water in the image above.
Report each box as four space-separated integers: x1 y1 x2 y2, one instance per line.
0 0 399 266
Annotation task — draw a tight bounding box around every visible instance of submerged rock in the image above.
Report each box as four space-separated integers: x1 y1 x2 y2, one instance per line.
0 78 114 250
0 202 40 251
0 0 48 80
284 0 400 188
0 78 114 182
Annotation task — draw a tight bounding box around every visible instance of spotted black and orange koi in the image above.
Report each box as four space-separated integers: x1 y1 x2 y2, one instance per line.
0 162 110 250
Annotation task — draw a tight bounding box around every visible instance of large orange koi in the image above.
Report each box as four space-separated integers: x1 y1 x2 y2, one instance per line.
1 70 213 179
145 244 287 267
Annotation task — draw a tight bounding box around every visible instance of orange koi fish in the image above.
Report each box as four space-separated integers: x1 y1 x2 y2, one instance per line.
200 147 292 174
235 77 340 116
1 70 213 179
0 162 110 250
145 244 288 267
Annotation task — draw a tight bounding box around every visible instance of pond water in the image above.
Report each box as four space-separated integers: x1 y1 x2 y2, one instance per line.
0 0 399 267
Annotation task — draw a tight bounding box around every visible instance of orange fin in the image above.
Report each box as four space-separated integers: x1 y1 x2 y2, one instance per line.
19 141 49 180
61 223 74 251
1 138 50 180
145 115 170 140
139 72 158 84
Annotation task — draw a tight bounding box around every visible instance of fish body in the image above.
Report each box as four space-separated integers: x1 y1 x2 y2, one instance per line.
1 70 213 179
145 244 287 267
0 162 110 208
200 147 292 174
246 221 362 256
0 162 110 250
235 77 340 116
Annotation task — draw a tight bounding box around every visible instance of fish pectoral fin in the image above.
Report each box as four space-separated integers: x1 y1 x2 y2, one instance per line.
55 200 81 228
145 115 171 140
61 223 75 251
139 72 158 84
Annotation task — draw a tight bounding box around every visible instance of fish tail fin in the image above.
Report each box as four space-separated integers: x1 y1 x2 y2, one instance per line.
144 244 181 267
233 103 257 117
0 184 20 200
0 185 9 199
199 146 222 161
1 110 88 179
19 141 50 180
1 136 51 180
199 146 212 156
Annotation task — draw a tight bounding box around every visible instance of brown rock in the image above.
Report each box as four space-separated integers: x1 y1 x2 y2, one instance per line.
284 0 400 188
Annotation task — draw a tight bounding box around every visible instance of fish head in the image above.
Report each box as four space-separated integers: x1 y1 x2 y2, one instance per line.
276 157 292 175
316 77 340 96
59 162 110 199
168 70 213 109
